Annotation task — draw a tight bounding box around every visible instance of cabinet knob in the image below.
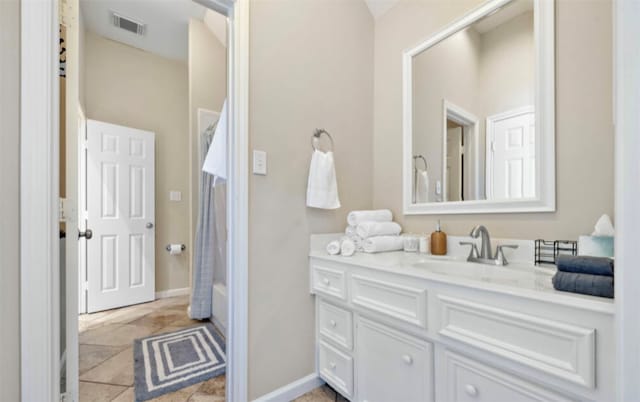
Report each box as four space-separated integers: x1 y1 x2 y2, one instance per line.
464 384 478 397
329 362 337 370
323 278 330 286
330 319 337 328
402 354 413 365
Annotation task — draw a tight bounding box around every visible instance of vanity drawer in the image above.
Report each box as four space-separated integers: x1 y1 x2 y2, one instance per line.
319 301 353 350
436 294 595 388
312 265 347 300
319 340 353 398
443 351 574 402
350 274 427 328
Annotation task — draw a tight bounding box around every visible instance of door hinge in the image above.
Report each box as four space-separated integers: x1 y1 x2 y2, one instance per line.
82 281 89 293
59 198 67 222
491 140 496 153
60 392 72 402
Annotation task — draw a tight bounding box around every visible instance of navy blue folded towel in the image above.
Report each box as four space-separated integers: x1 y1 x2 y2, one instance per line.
556 255 614 276
552 271 613 298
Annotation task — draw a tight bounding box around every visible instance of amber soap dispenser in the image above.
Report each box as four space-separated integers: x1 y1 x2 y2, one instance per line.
430 220 447 255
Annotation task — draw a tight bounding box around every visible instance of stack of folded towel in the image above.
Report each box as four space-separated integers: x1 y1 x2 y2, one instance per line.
347 209 404 254
552 255 614 298
327 209 405 256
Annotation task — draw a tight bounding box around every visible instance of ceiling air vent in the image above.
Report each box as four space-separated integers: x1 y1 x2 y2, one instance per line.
111 12 146 36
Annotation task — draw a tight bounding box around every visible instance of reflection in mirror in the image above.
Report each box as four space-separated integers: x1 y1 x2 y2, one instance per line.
411 0 535 205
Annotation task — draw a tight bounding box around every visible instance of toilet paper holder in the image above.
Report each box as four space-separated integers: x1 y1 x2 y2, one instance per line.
166 244 186 252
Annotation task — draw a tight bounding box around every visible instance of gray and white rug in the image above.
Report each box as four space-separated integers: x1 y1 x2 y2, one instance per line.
133 324 226 401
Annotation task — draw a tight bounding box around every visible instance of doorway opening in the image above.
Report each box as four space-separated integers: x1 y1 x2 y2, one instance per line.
441 100 482 202
39 0 248 400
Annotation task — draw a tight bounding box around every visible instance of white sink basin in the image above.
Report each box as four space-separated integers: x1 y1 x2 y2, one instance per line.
410 260 553 290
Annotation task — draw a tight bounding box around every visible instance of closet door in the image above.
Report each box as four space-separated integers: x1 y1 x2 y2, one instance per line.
356 317 434 402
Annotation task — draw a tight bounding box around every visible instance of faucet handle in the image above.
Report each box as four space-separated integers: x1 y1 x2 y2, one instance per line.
459 241 479 260
495 244 519 265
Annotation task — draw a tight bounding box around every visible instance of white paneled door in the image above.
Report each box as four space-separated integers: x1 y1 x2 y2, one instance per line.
486 107 535 200
86 120 155 313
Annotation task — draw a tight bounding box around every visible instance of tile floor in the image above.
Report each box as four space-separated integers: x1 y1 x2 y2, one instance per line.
78 295 225 402
78 295 339 402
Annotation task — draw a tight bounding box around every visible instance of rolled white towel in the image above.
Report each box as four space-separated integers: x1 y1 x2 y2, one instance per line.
356 221 402 239
363 236 405 253
340 238 356 257
345 225 357 237
326 240 341 255
347 209 393 227
352 236 364 251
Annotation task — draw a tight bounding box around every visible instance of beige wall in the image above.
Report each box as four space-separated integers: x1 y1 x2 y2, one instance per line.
248 0 374 398
479 11 534 119
374 0 613 239
188 19 227 285
84 31 191 292
0 0 21 398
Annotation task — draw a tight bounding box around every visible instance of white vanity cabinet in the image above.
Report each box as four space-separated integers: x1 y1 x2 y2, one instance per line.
310 256 615 402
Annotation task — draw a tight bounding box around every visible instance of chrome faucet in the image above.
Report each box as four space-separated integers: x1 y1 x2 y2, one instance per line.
460 225 519 266
470 225 492 259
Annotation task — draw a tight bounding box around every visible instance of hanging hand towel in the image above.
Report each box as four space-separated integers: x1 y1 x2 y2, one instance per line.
347 209 392 227
306 150 341 209
202 100 227 186
415 170 429 203
356 221 402 239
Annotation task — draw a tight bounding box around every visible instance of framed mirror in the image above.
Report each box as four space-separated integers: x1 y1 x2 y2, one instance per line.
402 0 555 214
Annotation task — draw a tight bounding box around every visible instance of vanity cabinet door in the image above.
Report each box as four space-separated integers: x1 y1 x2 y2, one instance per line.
443 351 575 402
356 317 433 402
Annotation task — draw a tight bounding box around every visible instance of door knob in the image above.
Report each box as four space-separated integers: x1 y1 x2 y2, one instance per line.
146 222 154 229
78 229 93 240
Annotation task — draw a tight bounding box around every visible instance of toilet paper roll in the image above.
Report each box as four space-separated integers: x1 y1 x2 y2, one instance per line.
168 244 184 255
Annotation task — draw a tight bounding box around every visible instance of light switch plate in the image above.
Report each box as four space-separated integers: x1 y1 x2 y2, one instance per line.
170 191 182 201
253 150 267 175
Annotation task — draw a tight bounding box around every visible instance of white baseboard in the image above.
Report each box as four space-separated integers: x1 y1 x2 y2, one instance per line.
252 373 323 402
210 314 227 335
155 287 190 299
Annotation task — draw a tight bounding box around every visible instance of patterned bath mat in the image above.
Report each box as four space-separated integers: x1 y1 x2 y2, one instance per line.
133 324 226 401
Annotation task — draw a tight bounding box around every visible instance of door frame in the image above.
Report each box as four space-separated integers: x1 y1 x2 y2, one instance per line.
485 105 534 200
441 100 480 202
19 0 250 401
615 0 640 400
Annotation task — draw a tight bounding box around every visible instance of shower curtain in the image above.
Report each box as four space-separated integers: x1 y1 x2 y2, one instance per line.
190 122 226 319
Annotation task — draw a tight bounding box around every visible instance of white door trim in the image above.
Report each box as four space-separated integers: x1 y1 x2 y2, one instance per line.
615 0 640 400
20 0 250 401
20 0 61 400
441 100 480 202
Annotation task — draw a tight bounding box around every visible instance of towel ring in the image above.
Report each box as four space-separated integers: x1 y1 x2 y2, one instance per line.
413 155 428 172
311 128 334 152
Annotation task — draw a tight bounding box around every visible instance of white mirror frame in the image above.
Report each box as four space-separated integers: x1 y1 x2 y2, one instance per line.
402 0 555 215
